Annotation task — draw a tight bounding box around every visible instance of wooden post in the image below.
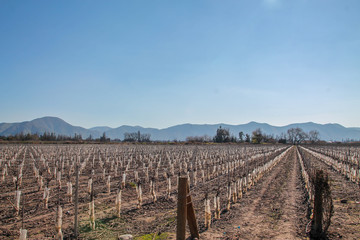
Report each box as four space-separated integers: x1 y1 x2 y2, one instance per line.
187 182 200 239
312 170 324 238
177 177 187 240
74 163 79 239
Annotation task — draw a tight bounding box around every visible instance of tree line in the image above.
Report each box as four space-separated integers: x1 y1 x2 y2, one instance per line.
0 132 85 142
0 131 152 143
1 127 319 144
207 126 320 144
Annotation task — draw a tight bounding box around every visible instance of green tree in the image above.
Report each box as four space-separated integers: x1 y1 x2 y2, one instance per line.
100 132 109 142
245 134 251 143
213 126 230 143
251 128 263 144
239 131 244 143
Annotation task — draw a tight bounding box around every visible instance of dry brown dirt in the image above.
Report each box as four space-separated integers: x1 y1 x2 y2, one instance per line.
299 147 360 240
201 146 309 240
1 145 359 240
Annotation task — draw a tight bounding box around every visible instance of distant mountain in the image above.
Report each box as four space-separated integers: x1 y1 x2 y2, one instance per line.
89 126 113 134
0 117 101 138
1 117 360 142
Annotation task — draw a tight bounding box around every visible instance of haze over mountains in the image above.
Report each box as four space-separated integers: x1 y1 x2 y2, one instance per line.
1 117 360 142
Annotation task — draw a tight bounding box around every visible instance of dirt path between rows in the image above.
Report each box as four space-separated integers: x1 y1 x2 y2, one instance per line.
202 146 308 240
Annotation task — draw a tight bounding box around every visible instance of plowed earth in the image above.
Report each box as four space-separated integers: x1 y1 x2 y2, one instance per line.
1 145 359 240
299 147 360 240
202 146 309 240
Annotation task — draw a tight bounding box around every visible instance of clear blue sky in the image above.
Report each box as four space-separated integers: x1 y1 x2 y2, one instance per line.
1 0 359 128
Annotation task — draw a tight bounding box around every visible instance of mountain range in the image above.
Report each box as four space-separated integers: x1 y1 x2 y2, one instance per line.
1 116 360 142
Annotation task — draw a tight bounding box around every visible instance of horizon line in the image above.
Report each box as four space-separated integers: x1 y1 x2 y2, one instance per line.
1 116 357 130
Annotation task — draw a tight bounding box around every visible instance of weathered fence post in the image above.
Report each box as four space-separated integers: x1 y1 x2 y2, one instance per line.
177 177 199 240
311 169 332 238
177 177 187 240
187 182 200 239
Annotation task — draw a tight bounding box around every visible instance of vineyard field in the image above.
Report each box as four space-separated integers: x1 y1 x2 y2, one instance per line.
0 144 359 239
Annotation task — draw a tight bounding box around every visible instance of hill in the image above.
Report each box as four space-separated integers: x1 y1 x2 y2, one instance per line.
1 117 360 142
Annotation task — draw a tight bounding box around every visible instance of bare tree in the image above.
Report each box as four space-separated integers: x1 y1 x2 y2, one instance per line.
308 130 320 143
123 131 151 142
186 135 212 143
287 127 308 144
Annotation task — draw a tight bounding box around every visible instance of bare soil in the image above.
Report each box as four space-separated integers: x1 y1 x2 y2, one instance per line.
1 145 359 240
299 147 360 240
202 146 309 240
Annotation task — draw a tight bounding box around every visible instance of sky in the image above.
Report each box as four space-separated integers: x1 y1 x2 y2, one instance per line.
1 0 359 129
